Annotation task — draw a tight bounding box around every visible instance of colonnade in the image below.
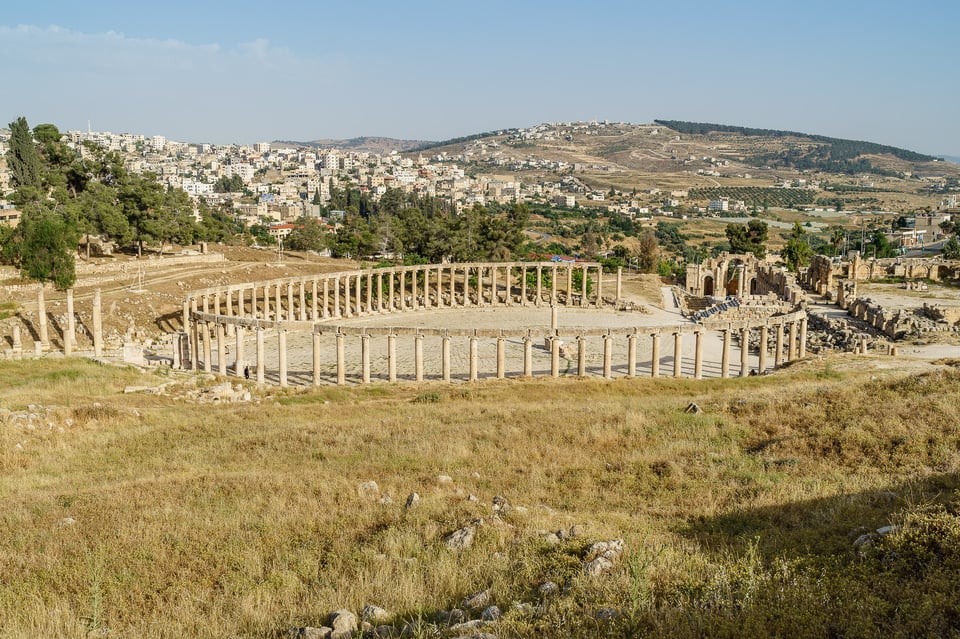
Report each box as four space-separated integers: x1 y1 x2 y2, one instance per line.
182 262 609 333
186 311 809 387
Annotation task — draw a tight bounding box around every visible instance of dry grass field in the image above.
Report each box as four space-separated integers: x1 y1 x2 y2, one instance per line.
3 355 960 638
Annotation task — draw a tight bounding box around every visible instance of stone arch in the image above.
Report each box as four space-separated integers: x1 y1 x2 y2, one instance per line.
703 275 715 297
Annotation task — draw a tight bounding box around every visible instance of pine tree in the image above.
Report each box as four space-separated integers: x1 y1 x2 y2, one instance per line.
7 116 42 190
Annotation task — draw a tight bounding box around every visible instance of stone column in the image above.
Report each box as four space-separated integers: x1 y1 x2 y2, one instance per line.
523 335 533 376
551 305 558 331
551 265 558 304
475 267 483 307
694 330 704 379
596 266 603 306
535 265 543 306
323 279 330 319
361 333 371 384
336 332 346 386
35 286 49 351
190 303 199 371
462 267 470 307
201 323 212 372
798 316 808 358
737 265 745 298
376 272 383 312
398 270 406 311
355 273 363 315
788 321 798 361
602 334 613 379
299 280 307 321
435 268 443 308
256 327 265 385
496 335 505 379
216 323 227 376
366 272 374 314
448 266 456 307
550 336 560 378
580 265 588 307
332 277 340 318
740 326 750 377
616 267 622 304
506 267 514 307
442 335 451 382
278 329 288 388
566 266 573 307
627 333 637 377
344 275 352 318
287 283 295 322
651 332 661 378
234 326 245 377
388 333 397 382
758 325 769 374
520 266 528 306
721 328 731 379
577 336 587 377
12 324 22 358
92 288 103 357
491 267 499 306
312 332 322 386
415 333 424 382
775 323 785 367
674 331 683 378
469 336 479 382
65 289 75 356
388 270 395 312
275 283 283 321
312 279 319 320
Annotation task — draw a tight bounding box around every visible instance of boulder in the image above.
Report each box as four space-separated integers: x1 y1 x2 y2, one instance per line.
461 588 491 611
445 526 475 551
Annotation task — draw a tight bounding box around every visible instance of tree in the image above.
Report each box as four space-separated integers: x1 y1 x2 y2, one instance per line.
285 218 329 252
725 220 768 259
942 235 960 260
635 229 659 273
9 205 78 289
781 222 813 272
6 117 42 191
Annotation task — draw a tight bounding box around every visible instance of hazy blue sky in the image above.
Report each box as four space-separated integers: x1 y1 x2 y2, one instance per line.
3 0 958 155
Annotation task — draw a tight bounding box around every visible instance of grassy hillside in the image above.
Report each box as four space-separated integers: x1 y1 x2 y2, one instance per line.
2 358 960 637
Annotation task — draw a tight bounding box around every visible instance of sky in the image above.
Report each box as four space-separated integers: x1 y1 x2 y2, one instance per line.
2 0 958 155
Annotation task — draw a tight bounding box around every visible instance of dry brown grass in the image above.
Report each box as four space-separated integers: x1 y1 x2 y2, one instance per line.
1 358 960 637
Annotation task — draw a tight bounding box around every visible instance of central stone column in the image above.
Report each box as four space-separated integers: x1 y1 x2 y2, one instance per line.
673 331 683 378
334 277 342 318
798 316 808 358
388 270 395 312
376 273 383 312
535 265 543 307
336 332 346 386
550 335 560 378
523 335 533 376
415 333 424 382
344 274 352 318
577 336 587 377
469 335 479 381
520 266 528 306
740 326 750 377
721 328 731 379
366 272 374 314
694 330 704 379
496 335 505 379
355 273 363 315
323 279 330 319
758 325 769 374
441 334 451 382
361 333 371 384
602 334 613 379
580 265 588 307
788 321 798 361
388 333 397 382
627 332 637 377
216 322 227 375
491 267 499 305
650 332 661 378
398 271 406 311
312 331 322 386
775 323 785 367
234 326 245 377
551 265 558 304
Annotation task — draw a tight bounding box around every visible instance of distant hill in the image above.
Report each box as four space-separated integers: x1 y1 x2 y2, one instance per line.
272 136 431 154
942 155 960 165
654 120 941 176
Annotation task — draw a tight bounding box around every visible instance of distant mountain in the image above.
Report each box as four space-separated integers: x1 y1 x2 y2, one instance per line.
272 136 431 154
941 155 960 165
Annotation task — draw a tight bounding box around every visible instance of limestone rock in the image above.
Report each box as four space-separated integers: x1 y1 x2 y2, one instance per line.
329 609 357 639
288 628 331 639
461 588 491 611
587 539 624 561
449 618 484 632
481 605 501 621
361 605 391 625
685 402 703 414
595 607 621 621
437 474 453 485
584 556 614 577
445 525 475 551
491 495 511 514
358 481 379 498
437 608 467 625
405 492 420 509
537 581 558 596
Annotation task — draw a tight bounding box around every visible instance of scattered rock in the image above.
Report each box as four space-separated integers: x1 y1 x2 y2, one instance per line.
583 556 614 577
481 605 502 621
437 474 453 485
542 532 561 545
586 539 624 561
379 494 393 505
329 609 357 639
461 588 491 611
445 526 475 551
595 607 621 621
288 628 331 639
58 517 77 527
492 495 511 514
449 618 484 632
685 402 703 414
361 605 391 625
437 608 467 625
405 492 420 509
537 581 558 596
357 481 379 498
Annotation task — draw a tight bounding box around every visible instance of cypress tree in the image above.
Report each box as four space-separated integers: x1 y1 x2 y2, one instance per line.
7 116 42 189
